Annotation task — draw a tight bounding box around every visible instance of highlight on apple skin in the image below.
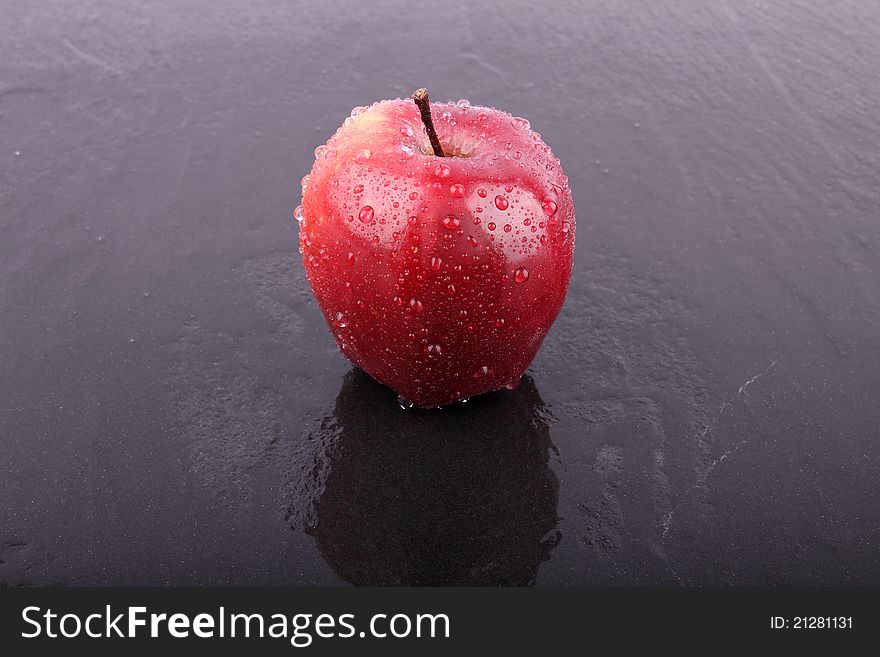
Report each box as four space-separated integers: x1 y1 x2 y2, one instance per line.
295 92 575 408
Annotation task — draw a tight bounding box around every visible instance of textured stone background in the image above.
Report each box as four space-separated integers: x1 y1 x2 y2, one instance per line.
1 0 878 585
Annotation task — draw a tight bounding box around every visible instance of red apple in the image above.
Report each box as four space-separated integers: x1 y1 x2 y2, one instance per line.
296 90 575 408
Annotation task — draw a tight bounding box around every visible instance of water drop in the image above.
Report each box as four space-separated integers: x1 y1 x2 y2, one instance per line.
397 395 414 410
467 235 478 247
488 222 496 231
442 215 461 230
335 311 348 328
450 183 465 198
353 184 364 194
358 206 374 223
407 216 418 226
447 284 456 295
503 224 512 233
456 99 471 108
494 195 509 210
409 298 424 313
355 149 372 164
425 343 443 355
540 235 548 246
409 191 419 200
435 163 451 178
477 188 487 198
293 205 304 223
542 197 558 215
472 366 489 379
514 267 529 283
431 256 442 271
347 252 355 266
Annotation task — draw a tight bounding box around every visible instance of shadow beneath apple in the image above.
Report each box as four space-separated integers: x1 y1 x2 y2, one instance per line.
305 369 560 586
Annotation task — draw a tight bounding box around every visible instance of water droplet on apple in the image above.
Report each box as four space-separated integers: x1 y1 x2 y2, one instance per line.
350 106 367 118
408 191 419 201
358 206 374 223
335 311 348 328
300 175 310 192
435 163 451 178
446 284 456 295
431 256 442 271
397 395 414 410
503 224 512 233
456 99 471 108
540 235 548 246
442 215 461 230
450 183 465 198
347 252 355 266
542 197 558 215
514 267 530 283
467 235 478 247
488 222 496 231
477 188 487 198
355 149 372 164
494 195 509 210
353 184 364 194
511 117 530 130
495 318 506 327
293 205 304 223
472 366 489 379
425 343 442 355
409 298 424 313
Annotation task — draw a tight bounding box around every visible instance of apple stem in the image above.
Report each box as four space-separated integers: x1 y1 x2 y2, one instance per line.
412 88 445 157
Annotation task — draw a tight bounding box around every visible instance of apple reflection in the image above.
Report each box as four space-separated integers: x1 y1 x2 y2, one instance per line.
305 369 560 586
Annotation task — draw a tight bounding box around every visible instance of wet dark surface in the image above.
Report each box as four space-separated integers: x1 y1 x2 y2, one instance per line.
2 0 879 585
